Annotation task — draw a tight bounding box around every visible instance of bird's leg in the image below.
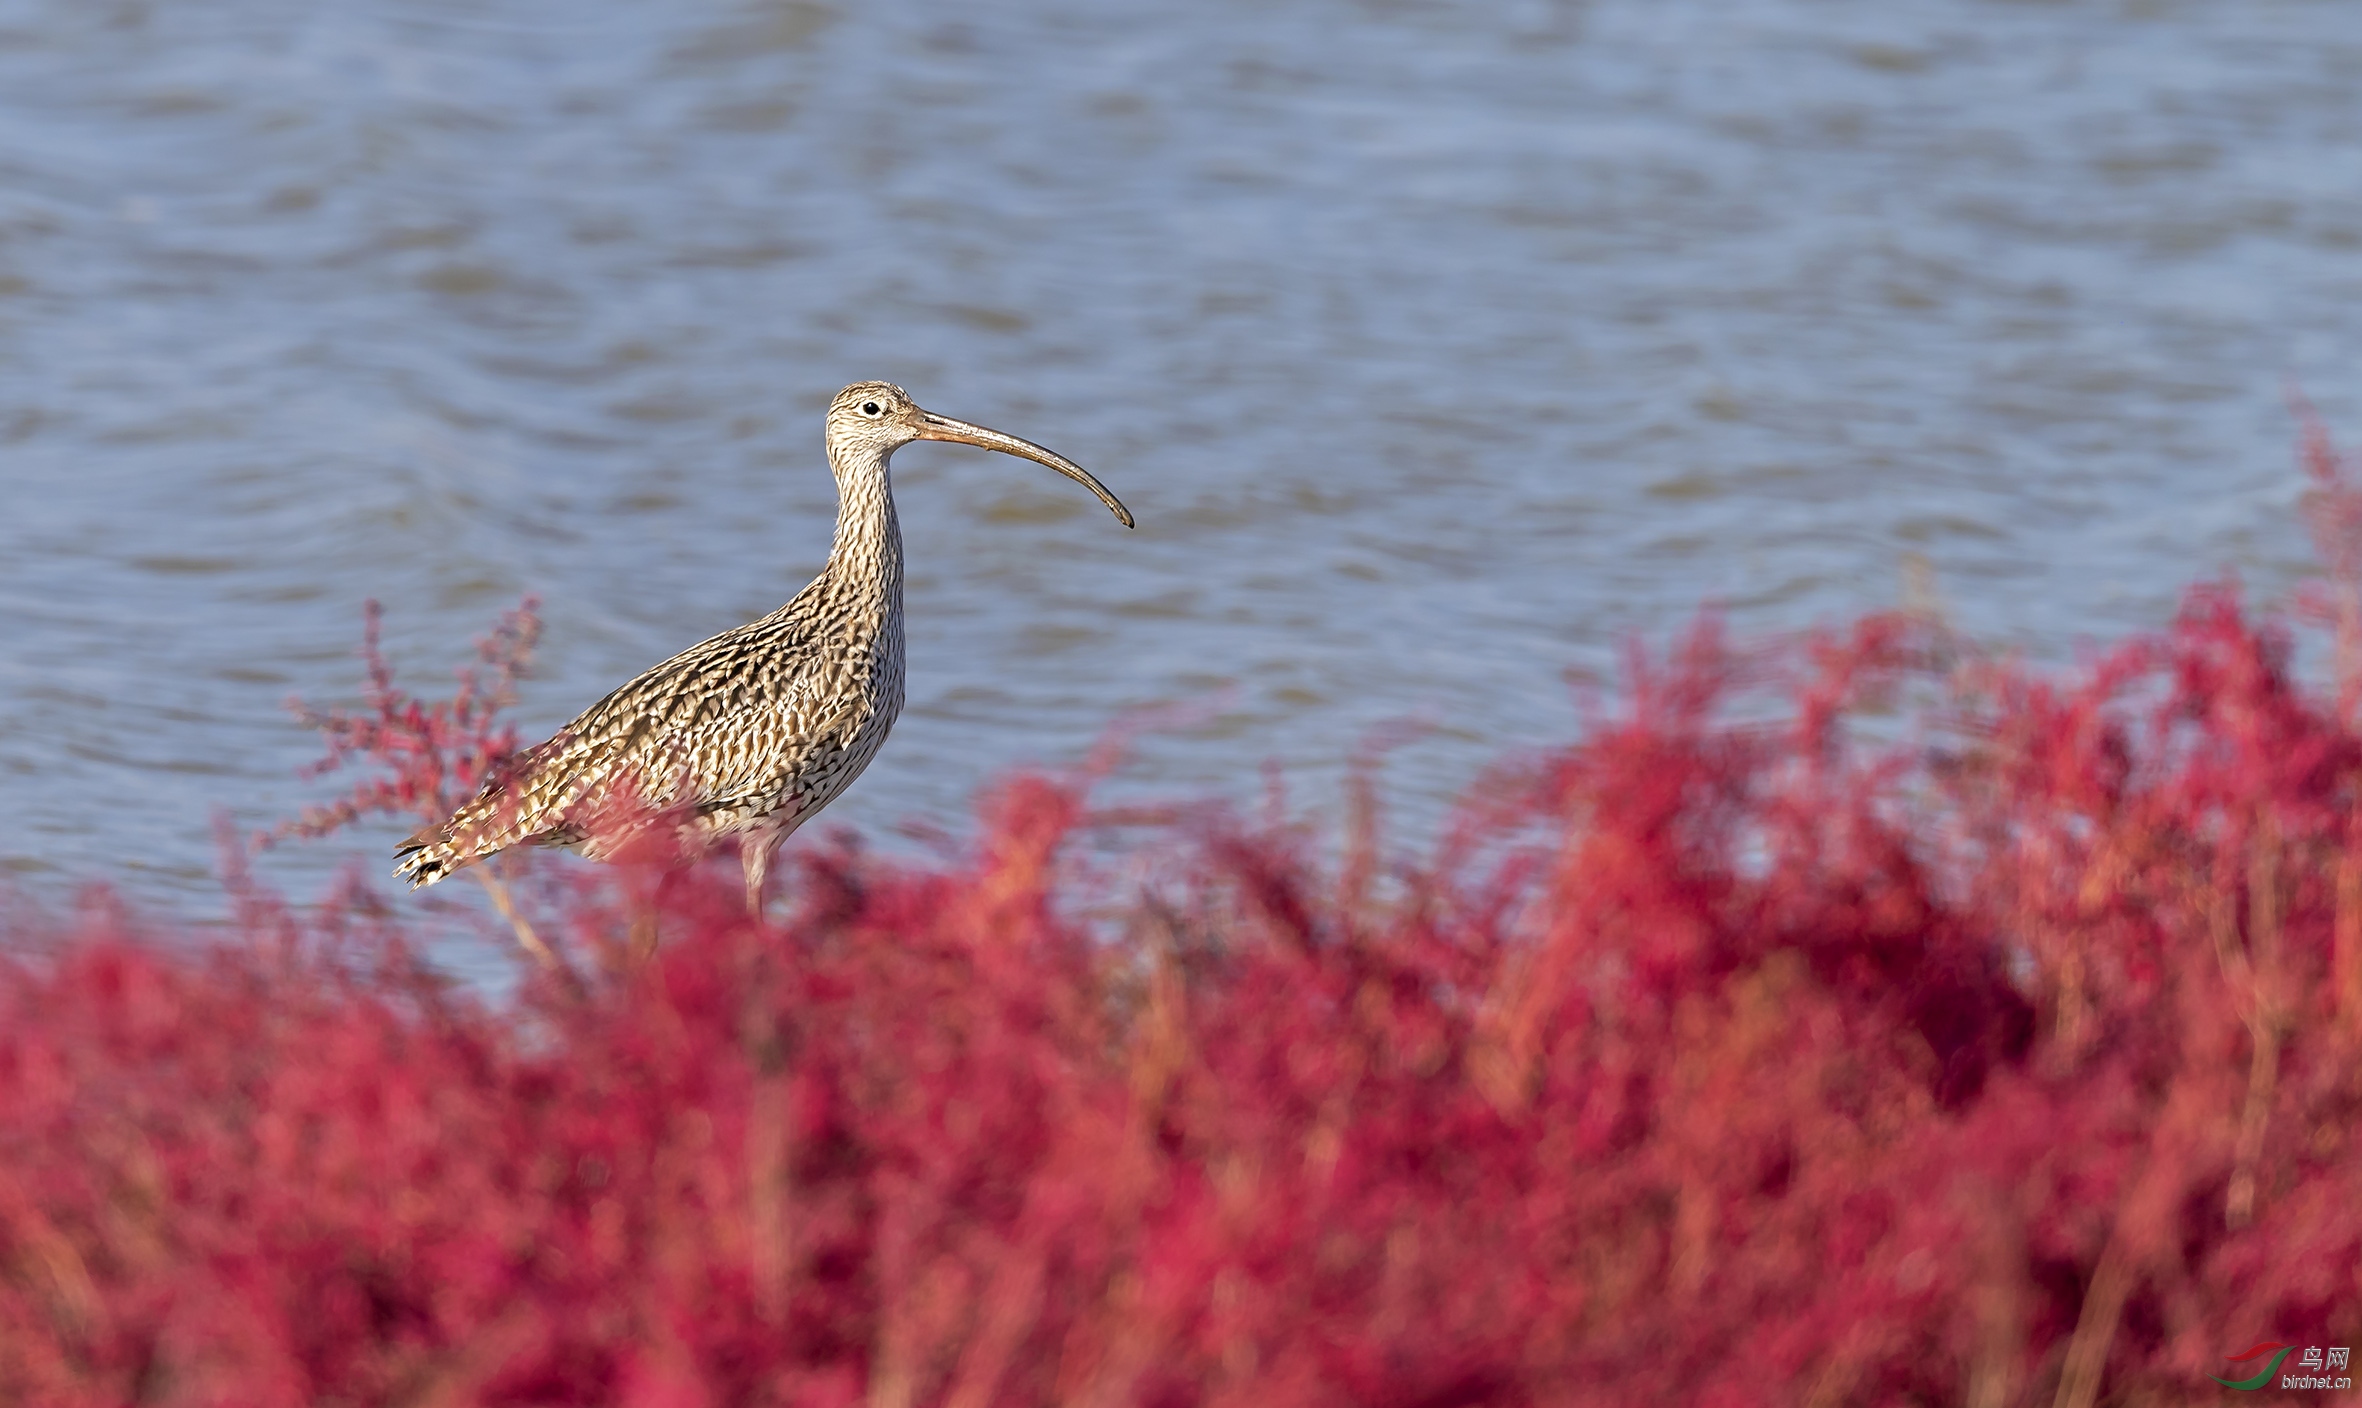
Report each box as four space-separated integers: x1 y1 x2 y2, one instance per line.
741 831 774 918
630 866 675 961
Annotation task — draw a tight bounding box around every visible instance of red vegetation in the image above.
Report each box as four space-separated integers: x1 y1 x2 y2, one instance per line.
276 595 541 844
8 443 2362 1405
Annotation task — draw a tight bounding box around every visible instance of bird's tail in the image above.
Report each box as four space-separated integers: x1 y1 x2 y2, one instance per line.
393 735 648 887
393 825 478 889
393 780 524 887
391 738 563 888
392 748 592 888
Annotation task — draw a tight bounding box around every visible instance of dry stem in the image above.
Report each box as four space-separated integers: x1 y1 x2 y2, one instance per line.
2219 826 2284 1230
470 865 556 970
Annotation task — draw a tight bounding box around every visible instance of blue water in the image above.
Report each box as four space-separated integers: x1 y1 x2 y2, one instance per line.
1 0 2358 925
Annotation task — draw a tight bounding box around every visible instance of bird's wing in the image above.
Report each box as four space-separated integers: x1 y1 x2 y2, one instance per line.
403 606 839 872
538 612 836 819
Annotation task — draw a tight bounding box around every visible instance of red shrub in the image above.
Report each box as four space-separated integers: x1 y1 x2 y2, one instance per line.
7 446 2362 1405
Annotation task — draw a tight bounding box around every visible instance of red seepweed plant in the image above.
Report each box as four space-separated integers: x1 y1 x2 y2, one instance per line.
6 437 2362 1405
2294 388 2362 717
278 596 541 841
269 595 563 967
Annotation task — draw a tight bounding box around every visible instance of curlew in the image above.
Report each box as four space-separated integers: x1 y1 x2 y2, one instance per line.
394 381 1133 912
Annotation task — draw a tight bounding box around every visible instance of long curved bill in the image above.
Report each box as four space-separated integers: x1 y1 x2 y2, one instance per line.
916 409 1134 529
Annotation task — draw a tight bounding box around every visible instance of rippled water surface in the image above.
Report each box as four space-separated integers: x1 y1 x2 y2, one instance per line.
4 0 2360 912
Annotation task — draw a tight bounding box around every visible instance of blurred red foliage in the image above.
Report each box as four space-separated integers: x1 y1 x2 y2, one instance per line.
8 445 2362 1404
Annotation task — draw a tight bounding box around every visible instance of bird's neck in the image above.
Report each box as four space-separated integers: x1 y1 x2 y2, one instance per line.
824 442 904 604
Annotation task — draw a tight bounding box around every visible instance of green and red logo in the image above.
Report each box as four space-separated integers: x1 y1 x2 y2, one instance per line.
2214 1342 2294 1391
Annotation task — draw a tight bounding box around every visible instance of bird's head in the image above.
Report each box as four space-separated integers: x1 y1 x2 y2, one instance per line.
824 380 1133 528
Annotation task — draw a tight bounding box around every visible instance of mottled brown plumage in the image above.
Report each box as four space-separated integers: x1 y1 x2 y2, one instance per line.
394 381 1133 911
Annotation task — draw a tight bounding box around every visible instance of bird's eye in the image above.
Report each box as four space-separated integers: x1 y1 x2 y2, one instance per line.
860 401 882 417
